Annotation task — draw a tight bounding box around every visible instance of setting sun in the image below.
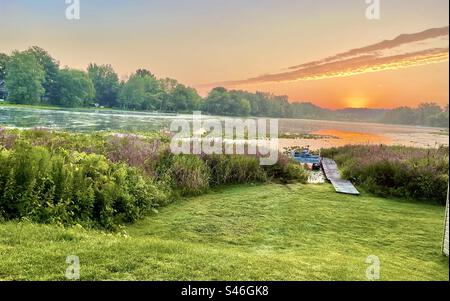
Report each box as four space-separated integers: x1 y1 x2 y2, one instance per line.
345 98 369 108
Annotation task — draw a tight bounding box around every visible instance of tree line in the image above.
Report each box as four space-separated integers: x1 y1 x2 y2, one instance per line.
0 47 201 112
202 87 449 127
0 46 448 128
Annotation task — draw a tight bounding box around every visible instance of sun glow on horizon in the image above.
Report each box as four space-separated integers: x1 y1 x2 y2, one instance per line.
345 98 370 109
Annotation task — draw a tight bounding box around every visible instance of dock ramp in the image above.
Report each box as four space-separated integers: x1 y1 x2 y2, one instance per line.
322 158 360 195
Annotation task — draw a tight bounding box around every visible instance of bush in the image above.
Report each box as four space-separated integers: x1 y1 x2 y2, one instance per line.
106 134 161 171
0 129 311 229
322 145 449 204
151 150 210 196
0 143 167 229
0 127 17 149
204 155 267 186
0 128 106 154
264 153 308 183
170 155 210 196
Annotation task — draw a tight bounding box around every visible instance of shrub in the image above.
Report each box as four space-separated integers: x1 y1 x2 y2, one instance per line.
0 127 17 149
322 145 449 204
171 155 210 196
264 153 308 183
1 128 107 154
151 150 210 196
204 154 267 186
106 134 161 171
0 129 311 229
0 143 167 229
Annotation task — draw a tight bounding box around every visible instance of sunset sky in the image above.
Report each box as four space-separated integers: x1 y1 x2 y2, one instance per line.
0 0 448 109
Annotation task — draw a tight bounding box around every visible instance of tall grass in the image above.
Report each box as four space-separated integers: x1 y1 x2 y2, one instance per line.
150 150 211 196
322 145 449 204
0 142 166 229
204 154 267 186
0 128 309 227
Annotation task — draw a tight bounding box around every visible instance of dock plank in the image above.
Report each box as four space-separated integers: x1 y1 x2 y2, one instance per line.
322 158 360 195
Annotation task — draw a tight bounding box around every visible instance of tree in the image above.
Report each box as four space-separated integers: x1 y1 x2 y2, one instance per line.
0 53 9 82
417 103 443 125
0 53 9 99
87 63 120 107
25 46 60 104
203 88 268 116
169 84 201 112
55 68 95 107
5 51 45 104
135 69 154 78
202 87 231 115
235 98 251 116
159 78 179 94
118 71 162 110
381 106 417 125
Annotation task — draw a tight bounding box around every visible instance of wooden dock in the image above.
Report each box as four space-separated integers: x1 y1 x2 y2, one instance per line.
322 158 360 195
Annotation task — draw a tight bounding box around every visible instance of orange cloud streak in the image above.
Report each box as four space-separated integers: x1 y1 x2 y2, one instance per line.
200 27 449 89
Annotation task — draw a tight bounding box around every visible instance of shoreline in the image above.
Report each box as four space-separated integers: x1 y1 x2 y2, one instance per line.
1 103 449 131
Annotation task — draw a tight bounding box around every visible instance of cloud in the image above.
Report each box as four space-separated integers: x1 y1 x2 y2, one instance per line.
287 26 449 70
211 26 449 87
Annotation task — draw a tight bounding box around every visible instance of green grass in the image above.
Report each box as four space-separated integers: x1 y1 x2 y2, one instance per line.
0 183 448 281
0 101 64 111
0 102 117 112
0 101 177 114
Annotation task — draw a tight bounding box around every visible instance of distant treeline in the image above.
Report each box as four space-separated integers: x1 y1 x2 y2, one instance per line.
202 88 449 128
0 47 448 128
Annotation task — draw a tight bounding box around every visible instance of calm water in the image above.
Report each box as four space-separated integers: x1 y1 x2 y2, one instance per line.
1 106 448 148
0 107 182 132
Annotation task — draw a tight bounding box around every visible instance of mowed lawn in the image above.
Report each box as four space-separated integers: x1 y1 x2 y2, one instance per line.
0 184 448 281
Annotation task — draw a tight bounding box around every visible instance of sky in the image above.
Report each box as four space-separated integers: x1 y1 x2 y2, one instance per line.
0 0 449 109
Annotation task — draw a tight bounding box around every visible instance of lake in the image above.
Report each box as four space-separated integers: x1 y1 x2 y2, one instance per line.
1 106 448 149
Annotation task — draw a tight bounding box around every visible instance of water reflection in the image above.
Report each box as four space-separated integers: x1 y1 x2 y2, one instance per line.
0 106 448 149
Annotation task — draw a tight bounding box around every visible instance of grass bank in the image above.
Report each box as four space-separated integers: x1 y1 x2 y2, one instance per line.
0 184 447 281
0 128 307 229
321 145 449 204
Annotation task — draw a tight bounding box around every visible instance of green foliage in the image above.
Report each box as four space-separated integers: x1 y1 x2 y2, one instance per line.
201 89 449 128
117 70 201 112
5 51 45 104
118 72 162 110
0 128 107 155
55 68 95 107
321 145 449 204
0 143 166 229
381 103 449 128
1 128 309 195
1 184 448 280
166 83 201 112
204 154 267 186
264 154 309 183
1 46 447 127
0 53 8 99
24 46 60 104
152 151 210 196
203 88 291 117
0 53 8 81
170 155 211 196
87 63 120 107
